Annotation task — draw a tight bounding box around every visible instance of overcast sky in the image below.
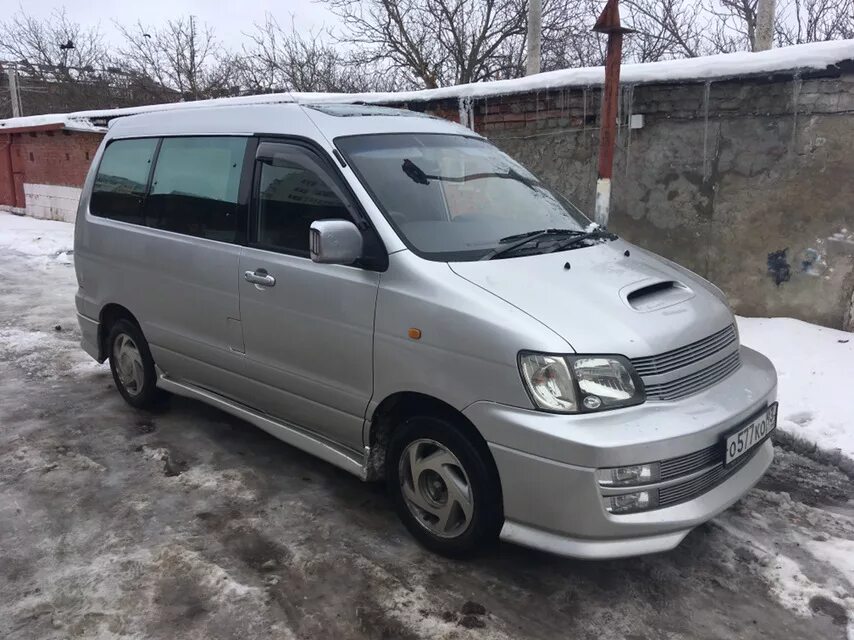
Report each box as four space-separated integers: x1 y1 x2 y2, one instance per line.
17 0 339 49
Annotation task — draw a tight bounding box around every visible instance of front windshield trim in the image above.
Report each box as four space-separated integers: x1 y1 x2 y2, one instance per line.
334 131 593 262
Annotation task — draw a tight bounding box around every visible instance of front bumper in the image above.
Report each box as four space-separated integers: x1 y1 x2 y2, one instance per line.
463 346 777 559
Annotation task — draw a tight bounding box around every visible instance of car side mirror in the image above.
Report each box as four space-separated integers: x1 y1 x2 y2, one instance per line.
309 220 363 265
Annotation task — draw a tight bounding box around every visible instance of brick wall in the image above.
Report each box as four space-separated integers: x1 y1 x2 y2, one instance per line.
10 129 101 187
0 129 102 220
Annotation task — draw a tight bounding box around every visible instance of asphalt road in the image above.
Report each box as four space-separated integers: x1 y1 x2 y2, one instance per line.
0 228 852 640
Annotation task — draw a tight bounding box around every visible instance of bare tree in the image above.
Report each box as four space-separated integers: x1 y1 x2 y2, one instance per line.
114 16 237 101
622 0 708 60
0 7 106 81
325 0 516 88
775 0 854 44
237 15 405 93
323 0 593 88
540 0 606 70
703 0 854 51
705 0 759 52
5 0 854 115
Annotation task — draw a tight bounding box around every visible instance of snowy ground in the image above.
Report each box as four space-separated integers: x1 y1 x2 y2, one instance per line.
1 212 853 640
738 318 854 461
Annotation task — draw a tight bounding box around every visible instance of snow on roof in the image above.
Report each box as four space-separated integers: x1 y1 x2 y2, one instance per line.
0 92 297 133
305 39 854 104
0 113 106 133
1 39 852 133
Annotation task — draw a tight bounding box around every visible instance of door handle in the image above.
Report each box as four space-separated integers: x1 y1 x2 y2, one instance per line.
244 269 276 287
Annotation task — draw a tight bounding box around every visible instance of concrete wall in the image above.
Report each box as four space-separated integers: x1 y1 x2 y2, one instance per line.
22 184 83 222
402 69 854 330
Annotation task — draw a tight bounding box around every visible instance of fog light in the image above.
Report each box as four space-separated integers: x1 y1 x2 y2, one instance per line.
606 490 659 514
596 463 660 487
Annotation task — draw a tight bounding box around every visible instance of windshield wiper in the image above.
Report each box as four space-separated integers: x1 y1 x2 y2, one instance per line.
401 159 540 190
480 229 586 261
402 159 431 184
546 228 618 253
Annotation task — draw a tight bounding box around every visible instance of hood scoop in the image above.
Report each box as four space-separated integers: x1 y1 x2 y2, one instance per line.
622 280 694 312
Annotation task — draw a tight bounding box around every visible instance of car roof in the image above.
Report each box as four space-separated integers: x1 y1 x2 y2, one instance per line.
106 102 478 141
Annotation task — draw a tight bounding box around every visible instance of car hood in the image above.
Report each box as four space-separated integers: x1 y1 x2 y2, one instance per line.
448 240 734 358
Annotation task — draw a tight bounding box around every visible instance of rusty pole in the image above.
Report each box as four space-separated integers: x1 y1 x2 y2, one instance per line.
592 0 632 227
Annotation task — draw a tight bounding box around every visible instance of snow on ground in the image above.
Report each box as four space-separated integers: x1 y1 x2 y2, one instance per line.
716 485 854 640
0 213 100 381
0 212 74 263
738 317 854 460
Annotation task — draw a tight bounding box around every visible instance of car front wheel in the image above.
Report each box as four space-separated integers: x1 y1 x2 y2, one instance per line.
387 415 502 557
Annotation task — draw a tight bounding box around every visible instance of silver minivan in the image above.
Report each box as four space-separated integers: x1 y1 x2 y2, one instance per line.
74 102 778 559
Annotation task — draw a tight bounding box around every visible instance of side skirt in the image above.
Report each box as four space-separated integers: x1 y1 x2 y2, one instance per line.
156 371 369 480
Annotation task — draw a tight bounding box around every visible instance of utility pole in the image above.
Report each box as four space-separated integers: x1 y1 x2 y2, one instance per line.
190 15 198 100
526 0 542 75
755 0 776 51
592 0 632 227
6 68 23 118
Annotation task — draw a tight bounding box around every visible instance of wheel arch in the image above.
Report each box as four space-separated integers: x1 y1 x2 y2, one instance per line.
98 303 141 361
365 392 502 499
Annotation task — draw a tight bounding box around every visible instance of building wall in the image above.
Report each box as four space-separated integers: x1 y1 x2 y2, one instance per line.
22 183 84 222
0 129 101 222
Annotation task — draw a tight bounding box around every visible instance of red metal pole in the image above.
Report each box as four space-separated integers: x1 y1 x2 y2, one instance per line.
592 0 632 227
597 33 623 184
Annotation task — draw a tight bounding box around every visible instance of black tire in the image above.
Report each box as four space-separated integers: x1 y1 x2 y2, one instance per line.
106 318 165 410
386 415 503 557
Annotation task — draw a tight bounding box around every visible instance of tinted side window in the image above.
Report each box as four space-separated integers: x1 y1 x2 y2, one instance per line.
145 137 248 243
90 138 158 223
255 161 352 254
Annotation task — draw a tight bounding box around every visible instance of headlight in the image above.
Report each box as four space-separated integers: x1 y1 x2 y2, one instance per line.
519 352 644 413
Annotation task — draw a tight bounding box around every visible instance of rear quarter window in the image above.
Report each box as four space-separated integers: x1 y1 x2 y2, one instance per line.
90 138 158 223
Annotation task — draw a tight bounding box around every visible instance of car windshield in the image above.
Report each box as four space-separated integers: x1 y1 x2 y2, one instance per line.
335 133 596 261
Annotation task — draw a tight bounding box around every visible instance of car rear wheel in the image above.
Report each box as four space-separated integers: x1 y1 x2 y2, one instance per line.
107 319 164 410
387 415 502 557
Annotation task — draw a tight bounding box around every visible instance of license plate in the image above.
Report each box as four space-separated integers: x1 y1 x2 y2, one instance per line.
724 403 777 466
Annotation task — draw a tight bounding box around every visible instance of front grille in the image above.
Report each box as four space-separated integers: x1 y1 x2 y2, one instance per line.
632 324 737 377
643 350 741 401
657 436 767 508
659 443 721 480
659 464 730 506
